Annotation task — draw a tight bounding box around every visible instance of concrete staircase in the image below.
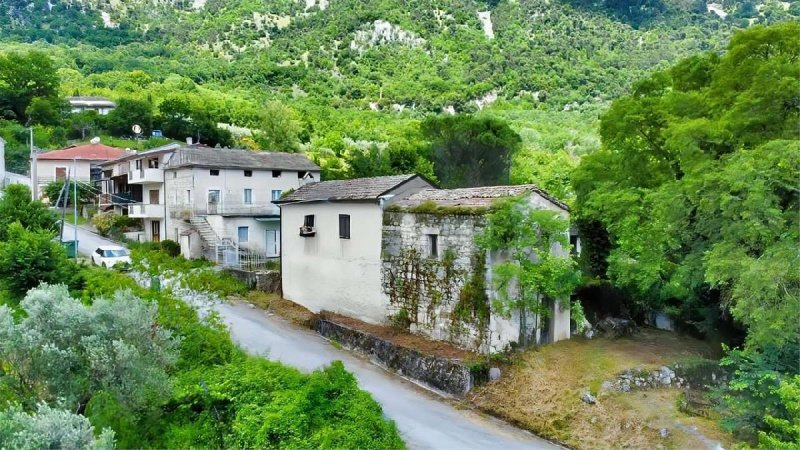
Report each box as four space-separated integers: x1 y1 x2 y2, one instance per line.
189 216 239 263
189 216 220 245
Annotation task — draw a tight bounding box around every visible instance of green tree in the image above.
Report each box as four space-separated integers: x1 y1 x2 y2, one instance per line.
0 403 115 450
0 51 60 122
0 184 57 240
0 284 179 413
104 98 153 137
422 115 521 188
254 101 302 152
478 196 581 346
43 180 96 207
572 21 800 441
0 223 74 299
25 97 67 126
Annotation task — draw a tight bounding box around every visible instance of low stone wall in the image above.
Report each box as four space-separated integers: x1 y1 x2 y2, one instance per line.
225 268 281 293
315 318 475 397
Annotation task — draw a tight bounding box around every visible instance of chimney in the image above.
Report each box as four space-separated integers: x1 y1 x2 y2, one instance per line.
186 137 193 146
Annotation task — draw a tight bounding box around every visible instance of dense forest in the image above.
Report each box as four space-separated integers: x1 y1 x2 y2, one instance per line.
0 0 798 448
1 0 797 196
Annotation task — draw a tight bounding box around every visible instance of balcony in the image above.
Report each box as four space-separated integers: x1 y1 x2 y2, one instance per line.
99 192 137 206
171 202 280 218
129 168 163 184
128 203 164 219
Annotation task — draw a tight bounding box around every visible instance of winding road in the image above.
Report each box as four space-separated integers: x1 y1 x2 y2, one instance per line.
65 224 559 449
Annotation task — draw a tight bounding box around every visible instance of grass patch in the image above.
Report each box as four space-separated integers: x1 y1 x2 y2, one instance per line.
468 330 729 449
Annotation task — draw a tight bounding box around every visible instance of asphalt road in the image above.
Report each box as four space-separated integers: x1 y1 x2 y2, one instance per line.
65 225 559 449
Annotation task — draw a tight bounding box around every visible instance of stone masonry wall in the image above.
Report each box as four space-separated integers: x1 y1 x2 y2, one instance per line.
382 211 493 352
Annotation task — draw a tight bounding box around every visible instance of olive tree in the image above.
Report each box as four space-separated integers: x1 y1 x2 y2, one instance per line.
0 403 115 450
0 284 180 414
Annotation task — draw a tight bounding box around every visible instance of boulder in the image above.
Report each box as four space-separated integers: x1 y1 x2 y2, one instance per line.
596 317 638 337
489 367 501 381
581 391 597 404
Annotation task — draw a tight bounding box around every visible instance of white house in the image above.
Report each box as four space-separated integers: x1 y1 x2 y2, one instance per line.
275 174 435 322
100 144 320 262
32 141 129 201
277 176 576 353
67 97 116 115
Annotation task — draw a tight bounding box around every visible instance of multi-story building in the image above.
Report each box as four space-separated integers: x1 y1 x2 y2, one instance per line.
99 144 320 261
32 140 129 201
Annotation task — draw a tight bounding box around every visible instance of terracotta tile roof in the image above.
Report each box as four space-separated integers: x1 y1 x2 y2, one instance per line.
164 146 320 172
37 143 130 161
276 174 419 203
394 185 570 211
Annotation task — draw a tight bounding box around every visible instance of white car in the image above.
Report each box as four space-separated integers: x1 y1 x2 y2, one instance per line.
91 246 131 269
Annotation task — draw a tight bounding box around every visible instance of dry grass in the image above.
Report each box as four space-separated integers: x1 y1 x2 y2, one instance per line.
468 330 730 449
243 291 317 327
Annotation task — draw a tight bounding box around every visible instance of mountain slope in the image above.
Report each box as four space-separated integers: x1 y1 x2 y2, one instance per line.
2 0 797 110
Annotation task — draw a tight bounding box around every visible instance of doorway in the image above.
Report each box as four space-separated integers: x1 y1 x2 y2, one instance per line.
266 229 280 257
207 190 220 214
149 189 159 204
151 220 161 242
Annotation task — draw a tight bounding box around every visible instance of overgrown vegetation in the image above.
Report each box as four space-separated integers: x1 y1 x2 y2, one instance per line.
478 196 581 346
573 21 800 445
0 187 404 448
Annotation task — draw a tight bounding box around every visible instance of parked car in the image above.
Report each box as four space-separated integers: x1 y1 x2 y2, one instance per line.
91 246 131 269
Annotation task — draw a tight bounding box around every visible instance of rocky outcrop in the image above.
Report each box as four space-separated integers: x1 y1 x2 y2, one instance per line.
602 361 728 393
315 318 474 396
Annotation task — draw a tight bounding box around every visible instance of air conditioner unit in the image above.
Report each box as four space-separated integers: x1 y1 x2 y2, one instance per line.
299 225 316 237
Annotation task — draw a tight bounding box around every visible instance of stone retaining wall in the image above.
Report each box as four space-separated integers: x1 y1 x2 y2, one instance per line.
315 318 475 396
225 268 281 293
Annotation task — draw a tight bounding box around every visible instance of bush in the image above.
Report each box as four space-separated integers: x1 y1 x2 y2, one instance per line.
0 222 78 300
0 403 116 449
159 239 181 257
91 212 142 238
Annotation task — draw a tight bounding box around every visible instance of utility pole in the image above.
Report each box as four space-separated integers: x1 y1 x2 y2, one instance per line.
29 127 38 200
73 157 78 258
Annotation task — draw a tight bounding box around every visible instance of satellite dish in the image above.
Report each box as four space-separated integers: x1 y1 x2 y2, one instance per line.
132 124 142 134
90 136 101 145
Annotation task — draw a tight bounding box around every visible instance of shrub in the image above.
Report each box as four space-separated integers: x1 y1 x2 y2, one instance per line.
160 239 181 257
0 285 180 414
0 403 116 449
0 222 77 300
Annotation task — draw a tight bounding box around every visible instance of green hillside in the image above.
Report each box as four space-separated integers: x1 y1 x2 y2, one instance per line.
0 0 797 190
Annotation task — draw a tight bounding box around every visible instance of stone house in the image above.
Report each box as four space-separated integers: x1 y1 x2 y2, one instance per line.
99 144 319 261
277 175 576 353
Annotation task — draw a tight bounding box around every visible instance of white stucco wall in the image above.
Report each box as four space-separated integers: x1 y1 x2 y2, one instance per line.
163 166 317 258
281 201 387 323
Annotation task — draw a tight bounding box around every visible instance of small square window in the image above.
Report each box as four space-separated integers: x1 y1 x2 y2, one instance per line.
244 170 252 177
271 190 282 201
298 171 306 179
339 214 351 239
244 189 252 205
210 169 220 176
272 170 282 178
238 226 249 243
427 234 438 259
304 215 315 227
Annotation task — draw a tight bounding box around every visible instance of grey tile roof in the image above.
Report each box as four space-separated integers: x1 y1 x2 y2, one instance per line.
276 174 419 203
164 146 320 171
394 184 570 211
